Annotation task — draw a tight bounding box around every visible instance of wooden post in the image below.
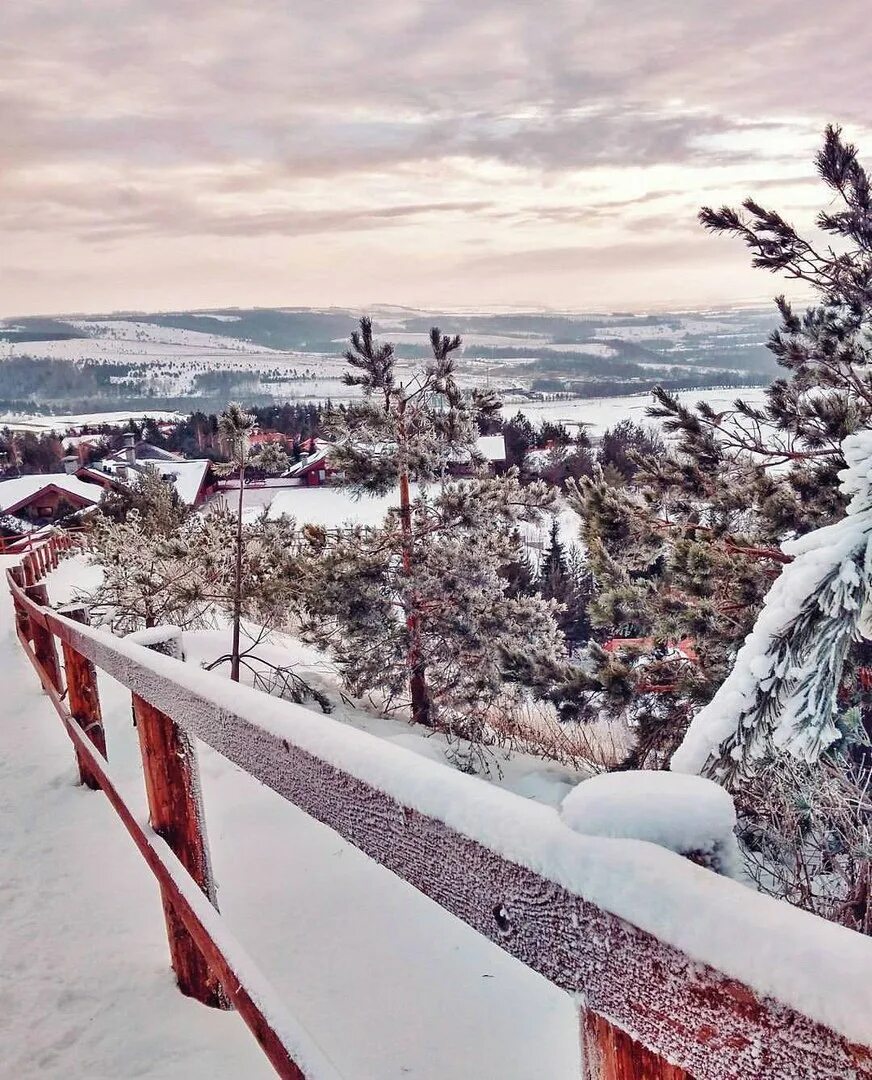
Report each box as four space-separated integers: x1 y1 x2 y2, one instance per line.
58 605 106 791
49 536 58 569
24 583 63 692
22 553 35 586
131 627 226 1008
8 566 31 641
582 1011 692 1080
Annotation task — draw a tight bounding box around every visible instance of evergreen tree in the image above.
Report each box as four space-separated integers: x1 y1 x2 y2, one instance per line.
214 404 289 681
304 318 563 754
521 127 872 771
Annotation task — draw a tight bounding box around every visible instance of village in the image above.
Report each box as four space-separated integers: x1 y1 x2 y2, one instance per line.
0 418 514 548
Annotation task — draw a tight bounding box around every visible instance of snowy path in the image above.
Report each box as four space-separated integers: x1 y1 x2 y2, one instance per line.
0 556 580 1078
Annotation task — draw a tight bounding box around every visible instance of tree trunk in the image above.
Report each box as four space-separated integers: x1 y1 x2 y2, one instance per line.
398 400 431 728
231 467 244 682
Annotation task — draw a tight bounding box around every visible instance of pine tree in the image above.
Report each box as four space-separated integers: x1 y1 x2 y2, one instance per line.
304 318 563 755
555 126 872 766
213 404 289 681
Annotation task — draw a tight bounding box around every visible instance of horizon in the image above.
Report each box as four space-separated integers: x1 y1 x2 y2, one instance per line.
3 2 868 315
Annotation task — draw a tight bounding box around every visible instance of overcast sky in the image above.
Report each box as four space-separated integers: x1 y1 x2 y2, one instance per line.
2 1 869 317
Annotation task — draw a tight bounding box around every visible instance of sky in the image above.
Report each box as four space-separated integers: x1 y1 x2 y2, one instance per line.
2 1 870 317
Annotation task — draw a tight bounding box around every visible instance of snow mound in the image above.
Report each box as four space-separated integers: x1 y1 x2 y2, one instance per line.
560 770 740 876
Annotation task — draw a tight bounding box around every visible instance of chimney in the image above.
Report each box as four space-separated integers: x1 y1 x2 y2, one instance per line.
123 432 136 465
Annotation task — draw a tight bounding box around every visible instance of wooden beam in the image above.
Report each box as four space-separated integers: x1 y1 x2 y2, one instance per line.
8 565 31 641
58 605 106 790
47 610 872 1080
132 691 227 1009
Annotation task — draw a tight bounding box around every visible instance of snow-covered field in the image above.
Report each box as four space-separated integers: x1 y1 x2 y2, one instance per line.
0 409 185 434
511 385 770 437
0 555 580 1077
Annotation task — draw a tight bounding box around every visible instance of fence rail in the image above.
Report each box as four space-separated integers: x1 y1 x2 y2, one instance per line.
6 534 872 1080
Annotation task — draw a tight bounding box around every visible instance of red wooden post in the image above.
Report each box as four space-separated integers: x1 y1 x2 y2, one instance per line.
582 1011 691 1080
58 605 106 790
132 667 226 1008
8 565 31 641
49 536 59 568
22 553 35 586
24 583 63 692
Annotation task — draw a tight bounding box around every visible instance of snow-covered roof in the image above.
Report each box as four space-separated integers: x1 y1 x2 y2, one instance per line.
0 473 104 513
151 460 211 505
87 459 211 505
286 447 329 477
105 441 183 462
476 434 506 462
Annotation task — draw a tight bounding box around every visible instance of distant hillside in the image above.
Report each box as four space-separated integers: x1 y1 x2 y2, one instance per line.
0 305 779 414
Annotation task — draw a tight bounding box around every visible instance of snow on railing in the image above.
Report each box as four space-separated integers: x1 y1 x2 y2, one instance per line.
6 540 872 1080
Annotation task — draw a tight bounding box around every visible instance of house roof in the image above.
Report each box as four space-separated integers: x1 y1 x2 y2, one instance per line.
152 460 211 504
85 458 211 505
476 435 507 462
104 441 183 462
286 447 329 477
0 474 104 515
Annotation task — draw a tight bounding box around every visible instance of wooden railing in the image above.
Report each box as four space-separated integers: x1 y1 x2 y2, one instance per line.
7 536 872 1080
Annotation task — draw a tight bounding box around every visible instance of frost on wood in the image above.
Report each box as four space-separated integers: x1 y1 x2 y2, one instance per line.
560 771 742 879
672 430 872 778
44 612 872 1078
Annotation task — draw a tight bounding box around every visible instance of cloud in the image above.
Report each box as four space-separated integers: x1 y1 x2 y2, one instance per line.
1 0 870 312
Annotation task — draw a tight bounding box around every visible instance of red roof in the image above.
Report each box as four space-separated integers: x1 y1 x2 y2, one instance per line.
603 637 698 664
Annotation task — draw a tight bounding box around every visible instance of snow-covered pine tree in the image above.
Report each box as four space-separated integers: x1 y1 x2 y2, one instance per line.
303 318 564 758
672 429 872 779
548 126 872 765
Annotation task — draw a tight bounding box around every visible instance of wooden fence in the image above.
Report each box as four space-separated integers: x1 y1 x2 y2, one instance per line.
6 534 872 1080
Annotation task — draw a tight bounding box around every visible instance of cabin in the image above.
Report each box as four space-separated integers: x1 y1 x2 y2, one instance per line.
286 446 335 487
80 435 214 507
603 636 698 694
0 474 103 529
446 434 508 477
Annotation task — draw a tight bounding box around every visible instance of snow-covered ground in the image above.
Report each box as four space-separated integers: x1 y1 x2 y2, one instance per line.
0 555 580 1077
510 385 769 437
207 481 583 554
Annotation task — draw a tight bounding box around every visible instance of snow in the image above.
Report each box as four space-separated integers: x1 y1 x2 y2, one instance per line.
49 585 872 1049
510 386 769 438
560 771 741 875
0 410 184 435
672 432 872 774
66 319 275 354
266 485 422 528
2 554 580 1077
0 472 104 512
476 434 507 461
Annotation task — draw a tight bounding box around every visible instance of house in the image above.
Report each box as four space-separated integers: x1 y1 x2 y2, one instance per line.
80 458 213 507
446 434 508 477
603 637 698 694
79 436 214 507
0 473 104 530
286 445 334 487
103 435 184 465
